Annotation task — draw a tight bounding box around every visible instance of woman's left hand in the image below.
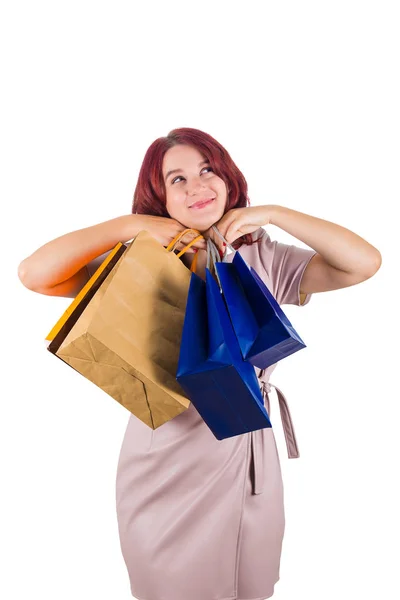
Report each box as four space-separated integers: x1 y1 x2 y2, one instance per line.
211 205 275 246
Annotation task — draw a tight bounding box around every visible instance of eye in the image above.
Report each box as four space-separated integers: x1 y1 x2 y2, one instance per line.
172 166 213 184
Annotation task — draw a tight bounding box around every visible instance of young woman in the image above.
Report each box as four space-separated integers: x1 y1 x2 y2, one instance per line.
18 127 381 600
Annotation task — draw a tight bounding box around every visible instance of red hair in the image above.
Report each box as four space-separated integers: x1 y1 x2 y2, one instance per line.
131 127 260 249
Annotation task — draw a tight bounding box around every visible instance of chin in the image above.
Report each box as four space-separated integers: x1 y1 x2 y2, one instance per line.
185 219 216 233
185 209 225 233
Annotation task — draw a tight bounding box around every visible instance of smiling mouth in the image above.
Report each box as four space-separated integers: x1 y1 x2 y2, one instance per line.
189 197 216 209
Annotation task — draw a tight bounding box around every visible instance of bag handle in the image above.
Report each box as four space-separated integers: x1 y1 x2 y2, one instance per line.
211 225 236 254
166 228 204 274
179 235 203 273
190 251 199 273
206 237 221 270
166 228 203 253
176 234 204 257
204 225 235 284
206 237 228 289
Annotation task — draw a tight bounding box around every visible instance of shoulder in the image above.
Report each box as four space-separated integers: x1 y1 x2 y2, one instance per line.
224 228 269 271
235 227 271 258
227 227 269 254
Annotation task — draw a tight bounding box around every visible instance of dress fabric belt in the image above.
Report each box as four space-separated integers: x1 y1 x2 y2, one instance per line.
250 381 300 495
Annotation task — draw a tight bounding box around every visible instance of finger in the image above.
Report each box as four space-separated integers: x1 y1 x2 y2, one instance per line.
215 211 236 236
225 222 242 245
182 244 198 255
212 225 230 246
204 227 222 247
213 240 226 256
213 231 228 252
175 238 204 254
170 232 193 251
205 227 228 255
183 233 207 250
181 239 202 253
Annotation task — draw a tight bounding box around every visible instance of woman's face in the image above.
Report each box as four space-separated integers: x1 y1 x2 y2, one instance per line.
162 144 229 232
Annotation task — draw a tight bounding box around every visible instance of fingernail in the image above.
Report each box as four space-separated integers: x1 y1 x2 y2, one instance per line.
223 242 226 246
193 248 198 253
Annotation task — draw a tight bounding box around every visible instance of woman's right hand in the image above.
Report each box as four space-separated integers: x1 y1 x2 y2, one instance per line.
134 214 207 253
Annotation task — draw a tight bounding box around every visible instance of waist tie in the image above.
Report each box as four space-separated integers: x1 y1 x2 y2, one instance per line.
250 381 300 495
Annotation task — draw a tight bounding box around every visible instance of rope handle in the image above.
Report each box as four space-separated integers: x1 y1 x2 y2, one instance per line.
166 228 203 252
211 225 236 254
190 250 199 273
165 227 234 277
175 234 204 258
165 228 204 274
206 237 229 289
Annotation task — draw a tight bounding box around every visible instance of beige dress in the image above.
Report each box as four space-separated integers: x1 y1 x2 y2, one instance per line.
87 227 317 600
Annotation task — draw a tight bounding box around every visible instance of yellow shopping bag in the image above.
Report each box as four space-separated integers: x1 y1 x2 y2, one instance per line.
46 229 203 428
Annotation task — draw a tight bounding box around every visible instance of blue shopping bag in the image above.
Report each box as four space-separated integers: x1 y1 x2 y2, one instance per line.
176 265 271 441
212 226 307 370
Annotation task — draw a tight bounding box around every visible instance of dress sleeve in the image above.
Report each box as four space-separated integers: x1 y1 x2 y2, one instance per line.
256 229 317 306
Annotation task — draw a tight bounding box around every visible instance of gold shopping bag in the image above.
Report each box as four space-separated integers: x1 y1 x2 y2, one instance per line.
46 229 202 429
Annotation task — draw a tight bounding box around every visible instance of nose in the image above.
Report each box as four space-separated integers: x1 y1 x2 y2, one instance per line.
187 176 207 195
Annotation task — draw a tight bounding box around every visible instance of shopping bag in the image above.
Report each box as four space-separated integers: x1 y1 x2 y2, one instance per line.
46 228 203 429
46 242 127 347
211 225 307 370
176 239 272 441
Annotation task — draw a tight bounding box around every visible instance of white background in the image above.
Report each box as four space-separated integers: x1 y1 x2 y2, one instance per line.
2 1 399 599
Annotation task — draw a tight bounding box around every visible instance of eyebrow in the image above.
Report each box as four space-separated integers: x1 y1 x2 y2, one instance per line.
165 159 210 182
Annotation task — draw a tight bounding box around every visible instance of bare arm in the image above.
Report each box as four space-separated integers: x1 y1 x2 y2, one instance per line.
17 213 207 298
17 215 143 297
